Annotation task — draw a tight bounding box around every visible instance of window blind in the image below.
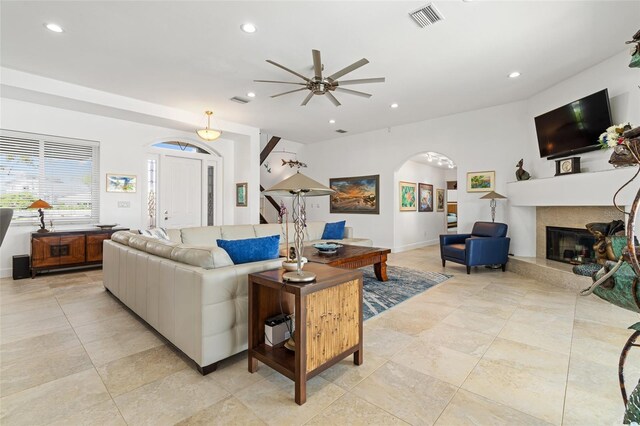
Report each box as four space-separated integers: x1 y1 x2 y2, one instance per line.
0 129 100 224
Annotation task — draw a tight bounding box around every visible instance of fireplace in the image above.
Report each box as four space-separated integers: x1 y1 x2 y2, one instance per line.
546 226 596 265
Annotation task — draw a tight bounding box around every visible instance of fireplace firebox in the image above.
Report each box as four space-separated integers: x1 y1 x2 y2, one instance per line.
546 226 596 265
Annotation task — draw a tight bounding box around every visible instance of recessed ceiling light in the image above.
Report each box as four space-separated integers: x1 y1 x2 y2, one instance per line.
508 71 521 78
328 119 336 124
45 23 64 33
438 161 443 166
241 23 257 33
247 92 256 98
390 103 399 108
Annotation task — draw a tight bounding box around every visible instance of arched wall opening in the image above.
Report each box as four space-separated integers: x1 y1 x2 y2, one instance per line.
392 150 458 252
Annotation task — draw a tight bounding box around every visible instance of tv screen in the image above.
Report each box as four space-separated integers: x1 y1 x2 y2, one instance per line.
534 89 612 159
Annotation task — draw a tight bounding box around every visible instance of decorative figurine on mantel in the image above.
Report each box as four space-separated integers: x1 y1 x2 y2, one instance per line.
515 159 531 181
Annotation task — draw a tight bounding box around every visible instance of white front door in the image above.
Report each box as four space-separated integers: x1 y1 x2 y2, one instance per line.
160 155 202 228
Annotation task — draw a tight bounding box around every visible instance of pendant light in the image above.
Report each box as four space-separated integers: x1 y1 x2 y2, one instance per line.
196 111 222 141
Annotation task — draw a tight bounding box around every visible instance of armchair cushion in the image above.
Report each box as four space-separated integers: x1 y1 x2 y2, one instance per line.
442 244 466 260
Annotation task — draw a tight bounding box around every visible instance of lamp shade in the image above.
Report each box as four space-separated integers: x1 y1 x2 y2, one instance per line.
196 111 222 141
480 191 507 200
27 199 52 209
262 172 335 197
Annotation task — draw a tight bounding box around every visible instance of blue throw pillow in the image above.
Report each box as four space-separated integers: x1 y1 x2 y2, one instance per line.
216 235 280 265
322 221 346 240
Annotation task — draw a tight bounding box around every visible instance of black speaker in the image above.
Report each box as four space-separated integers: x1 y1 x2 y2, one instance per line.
12 255 30 280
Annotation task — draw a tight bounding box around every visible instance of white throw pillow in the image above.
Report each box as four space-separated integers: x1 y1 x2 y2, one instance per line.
140 227 169 240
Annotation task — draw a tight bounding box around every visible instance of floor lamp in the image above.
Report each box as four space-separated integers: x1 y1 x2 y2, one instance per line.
480 191 507 222
263 172 335 283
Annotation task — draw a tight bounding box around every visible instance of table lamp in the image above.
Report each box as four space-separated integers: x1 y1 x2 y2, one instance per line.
27 199 52 233
480 191 507 222
263 172 334 282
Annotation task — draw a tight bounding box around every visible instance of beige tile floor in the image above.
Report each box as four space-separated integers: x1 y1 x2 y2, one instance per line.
1 245 639 425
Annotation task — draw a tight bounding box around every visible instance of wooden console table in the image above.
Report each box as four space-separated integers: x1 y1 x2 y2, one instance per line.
248 263 363 405
31 228 127 277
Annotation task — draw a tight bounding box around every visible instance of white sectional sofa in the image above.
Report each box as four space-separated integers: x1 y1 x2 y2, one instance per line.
102 222 372 374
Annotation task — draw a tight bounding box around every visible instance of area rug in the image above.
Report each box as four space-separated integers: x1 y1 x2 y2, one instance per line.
361 266 452 320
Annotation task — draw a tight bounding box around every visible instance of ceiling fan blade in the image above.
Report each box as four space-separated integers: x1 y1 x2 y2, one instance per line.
326 58 369 81
254 79 306 85
312 49 323 80
336 77 386 86
325 91 341 107
266 60 311 82
334 87 372 98
271 88 308 98
300 92 314 106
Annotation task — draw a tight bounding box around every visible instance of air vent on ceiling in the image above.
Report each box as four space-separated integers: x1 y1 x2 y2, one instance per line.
335 129 348 134
230 96 250 104
409 3 444 27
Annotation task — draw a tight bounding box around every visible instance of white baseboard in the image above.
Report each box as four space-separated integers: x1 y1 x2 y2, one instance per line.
392 239 439 253
1 267 13 279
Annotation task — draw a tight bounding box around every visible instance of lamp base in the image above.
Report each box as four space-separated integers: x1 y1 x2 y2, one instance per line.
36 228 50 233
283 271 316 283
284 337 295 352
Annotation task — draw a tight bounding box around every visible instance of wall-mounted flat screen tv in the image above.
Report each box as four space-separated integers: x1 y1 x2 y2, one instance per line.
534 89 612 159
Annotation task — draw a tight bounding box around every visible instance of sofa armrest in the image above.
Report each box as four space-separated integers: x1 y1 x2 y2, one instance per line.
343 226 353 239
465 237 511 266
440 234 471 246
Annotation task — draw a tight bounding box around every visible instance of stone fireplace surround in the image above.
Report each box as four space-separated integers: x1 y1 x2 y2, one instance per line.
535 206 625 259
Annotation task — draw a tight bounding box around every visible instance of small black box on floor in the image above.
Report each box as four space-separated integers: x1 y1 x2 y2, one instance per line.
12 255 30 280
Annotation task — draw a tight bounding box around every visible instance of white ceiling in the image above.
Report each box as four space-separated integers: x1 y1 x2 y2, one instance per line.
1 1 638 144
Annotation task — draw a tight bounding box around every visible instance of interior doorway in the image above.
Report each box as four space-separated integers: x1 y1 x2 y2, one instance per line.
446 180 458 233
146 140 222 229
160 156 202 228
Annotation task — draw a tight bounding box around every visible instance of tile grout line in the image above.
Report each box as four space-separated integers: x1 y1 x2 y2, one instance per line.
559 294 578 426
53 279 131 426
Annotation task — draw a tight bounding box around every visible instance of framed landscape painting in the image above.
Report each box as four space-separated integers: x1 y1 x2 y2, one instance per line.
418 183 433 212
236 182 247 207
399 181 417 211
467 171 495 192
106 174 136 193
329 175 379 214
436 189 445 212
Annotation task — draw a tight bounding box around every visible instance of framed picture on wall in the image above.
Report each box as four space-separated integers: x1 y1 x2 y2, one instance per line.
329 175 379 214
467 171 495 192
436 189 445 212
106 174 137 193
236 182 248 207
418 183 433 212
399 181 417 211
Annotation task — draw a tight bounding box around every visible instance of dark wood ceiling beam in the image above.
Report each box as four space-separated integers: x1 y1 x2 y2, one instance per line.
260 136 281 165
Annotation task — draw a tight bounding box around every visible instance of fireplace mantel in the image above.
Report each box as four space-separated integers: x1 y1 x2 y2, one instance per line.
506 167 637 207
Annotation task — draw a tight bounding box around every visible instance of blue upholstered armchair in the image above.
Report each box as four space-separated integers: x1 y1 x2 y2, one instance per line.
440 222 511 274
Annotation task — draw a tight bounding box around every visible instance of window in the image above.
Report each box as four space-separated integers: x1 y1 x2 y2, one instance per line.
0 129 100 224
152 141 210 154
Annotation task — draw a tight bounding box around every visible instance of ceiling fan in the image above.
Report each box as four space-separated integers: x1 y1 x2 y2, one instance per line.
254 49 385 106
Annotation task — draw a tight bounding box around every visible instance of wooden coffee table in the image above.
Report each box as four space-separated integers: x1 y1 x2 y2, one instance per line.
303 244 391 281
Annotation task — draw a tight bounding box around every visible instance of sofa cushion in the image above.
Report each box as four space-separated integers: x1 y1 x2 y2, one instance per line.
443 243 466 260
305 222 326 241
221 225 256 240
181 226 222 246
216 235 281 265
322 221 346 240
128 235 160 251
111 230 134 246
145 239 179 259
170 245 233 269
165 228 182 243
254 224 285 240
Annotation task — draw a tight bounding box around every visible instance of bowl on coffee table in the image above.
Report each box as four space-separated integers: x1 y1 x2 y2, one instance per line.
313 243 343 255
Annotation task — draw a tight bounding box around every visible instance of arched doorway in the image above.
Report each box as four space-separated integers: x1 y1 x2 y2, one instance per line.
393 151 458 251
145 138 223 229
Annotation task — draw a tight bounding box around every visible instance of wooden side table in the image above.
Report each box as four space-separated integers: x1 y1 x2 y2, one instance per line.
248 263 363 405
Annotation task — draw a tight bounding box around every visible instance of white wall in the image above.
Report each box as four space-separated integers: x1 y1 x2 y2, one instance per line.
302 101 531 253
394 161 447 252
525 50 640 179
0 98 259 277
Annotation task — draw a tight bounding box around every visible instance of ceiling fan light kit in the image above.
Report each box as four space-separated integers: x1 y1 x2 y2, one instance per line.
255 49 386 107
196 110 222 141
